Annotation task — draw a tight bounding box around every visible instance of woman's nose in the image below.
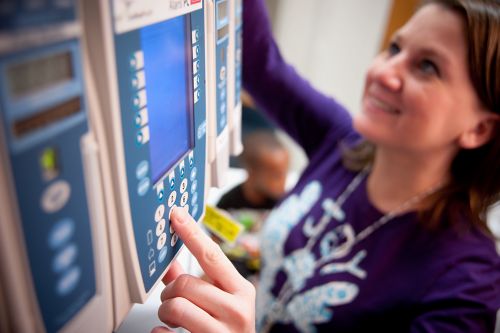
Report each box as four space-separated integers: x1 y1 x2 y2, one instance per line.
373 56 403 92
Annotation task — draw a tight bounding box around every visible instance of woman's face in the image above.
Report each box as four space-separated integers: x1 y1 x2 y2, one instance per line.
354 4 489 155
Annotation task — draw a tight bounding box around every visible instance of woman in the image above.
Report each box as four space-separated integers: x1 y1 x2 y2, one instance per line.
153 0 500 332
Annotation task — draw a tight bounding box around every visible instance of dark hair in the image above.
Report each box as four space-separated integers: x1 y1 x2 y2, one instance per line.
343 0 500 232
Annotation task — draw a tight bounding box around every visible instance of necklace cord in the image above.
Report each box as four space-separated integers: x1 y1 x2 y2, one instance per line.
260 169 444 331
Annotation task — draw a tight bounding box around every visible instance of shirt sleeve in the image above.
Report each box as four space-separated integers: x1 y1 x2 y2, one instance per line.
409 251 500 333
242 0 355 158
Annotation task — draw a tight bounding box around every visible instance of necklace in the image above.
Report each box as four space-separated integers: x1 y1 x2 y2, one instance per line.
261 167 444 332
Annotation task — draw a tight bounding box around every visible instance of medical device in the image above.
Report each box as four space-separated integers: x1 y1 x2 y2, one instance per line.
228 0 244 156
80 0 208 328
0 1 112 332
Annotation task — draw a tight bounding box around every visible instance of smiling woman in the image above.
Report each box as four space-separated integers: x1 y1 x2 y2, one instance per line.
153 1 500 332
352 0 500 230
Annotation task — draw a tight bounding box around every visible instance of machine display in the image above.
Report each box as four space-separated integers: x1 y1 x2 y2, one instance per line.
7 51 73 98
142 17 195 183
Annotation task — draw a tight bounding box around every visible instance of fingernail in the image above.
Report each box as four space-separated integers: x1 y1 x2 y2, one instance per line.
171 205 188 224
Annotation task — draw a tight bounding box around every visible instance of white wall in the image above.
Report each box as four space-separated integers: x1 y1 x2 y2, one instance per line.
266 0 392 171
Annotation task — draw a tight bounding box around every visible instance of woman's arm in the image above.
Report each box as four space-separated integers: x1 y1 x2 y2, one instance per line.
242 0 355 158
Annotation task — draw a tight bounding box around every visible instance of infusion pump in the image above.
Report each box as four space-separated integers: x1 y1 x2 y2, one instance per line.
0 0 242 332
0 1 112 332
205 0 244 188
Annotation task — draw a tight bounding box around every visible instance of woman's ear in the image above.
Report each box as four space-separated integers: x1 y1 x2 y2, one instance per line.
458 113 499 149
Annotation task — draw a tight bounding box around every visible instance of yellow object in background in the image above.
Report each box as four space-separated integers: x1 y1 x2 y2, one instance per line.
203 205 244 244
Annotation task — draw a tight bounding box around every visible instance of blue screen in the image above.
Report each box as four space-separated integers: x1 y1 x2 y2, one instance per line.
141 16 193 182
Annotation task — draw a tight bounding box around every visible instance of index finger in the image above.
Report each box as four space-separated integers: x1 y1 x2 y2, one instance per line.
169 206 246 293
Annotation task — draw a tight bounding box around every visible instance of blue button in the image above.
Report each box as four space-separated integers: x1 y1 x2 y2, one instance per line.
136 131 144 145
180 168 185 179
136 161 149 179
170 178 175 190
191 180 198 194
131 76 139 88
189 157 194 168
192 204 199 218
56 266 81 296
157 189 164 201
197 121 206 139
190 167 197 182
158 247 168 263
48 218 75 250
191 192 198 206
129 55 138 69
133 96 141 108
52 244 78 274
138 178 150 196
135 114 143 127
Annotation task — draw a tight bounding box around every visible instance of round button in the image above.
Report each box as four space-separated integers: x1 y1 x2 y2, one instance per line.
158 247 168 263
135 114 142 127
157 232 167 250
157 189 164 201
220 66 226 80
191 191 198 207
132 76 139 88
155 204 165 222
41 180 71 214
52 244 78 273
169 224 174 235
136 131 143 144
56 266 81 296
136 161 149 179
156 218 166 237
190 167 197 182
168 191 177 207
48 218 75 250
168 207 174 221
137 178 150 196
191 179 198 194
192 204 199 217
180 192 189 207
170 233 179 247
180 178 188 194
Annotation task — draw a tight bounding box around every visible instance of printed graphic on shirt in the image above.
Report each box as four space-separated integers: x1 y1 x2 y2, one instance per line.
258 180 368 333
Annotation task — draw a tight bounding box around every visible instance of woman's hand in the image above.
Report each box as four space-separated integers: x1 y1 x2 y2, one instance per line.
151 206 256 333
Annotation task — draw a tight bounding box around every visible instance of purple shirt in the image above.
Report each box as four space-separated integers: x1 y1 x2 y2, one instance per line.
242 0 500 332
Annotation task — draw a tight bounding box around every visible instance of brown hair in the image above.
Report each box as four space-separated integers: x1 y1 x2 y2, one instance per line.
343 0 500 232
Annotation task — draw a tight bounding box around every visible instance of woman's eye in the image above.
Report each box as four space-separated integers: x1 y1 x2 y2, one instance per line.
388 42 400 56
419 59 440 76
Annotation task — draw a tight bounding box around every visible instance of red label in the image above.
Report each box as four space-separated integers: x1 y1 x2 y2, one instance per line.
191 0 201 4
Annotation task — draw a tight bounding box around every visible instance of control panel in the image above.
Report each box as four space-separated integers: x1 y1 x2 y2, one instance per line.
83 0 207 302
206 0 231 188
0 2 109 332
